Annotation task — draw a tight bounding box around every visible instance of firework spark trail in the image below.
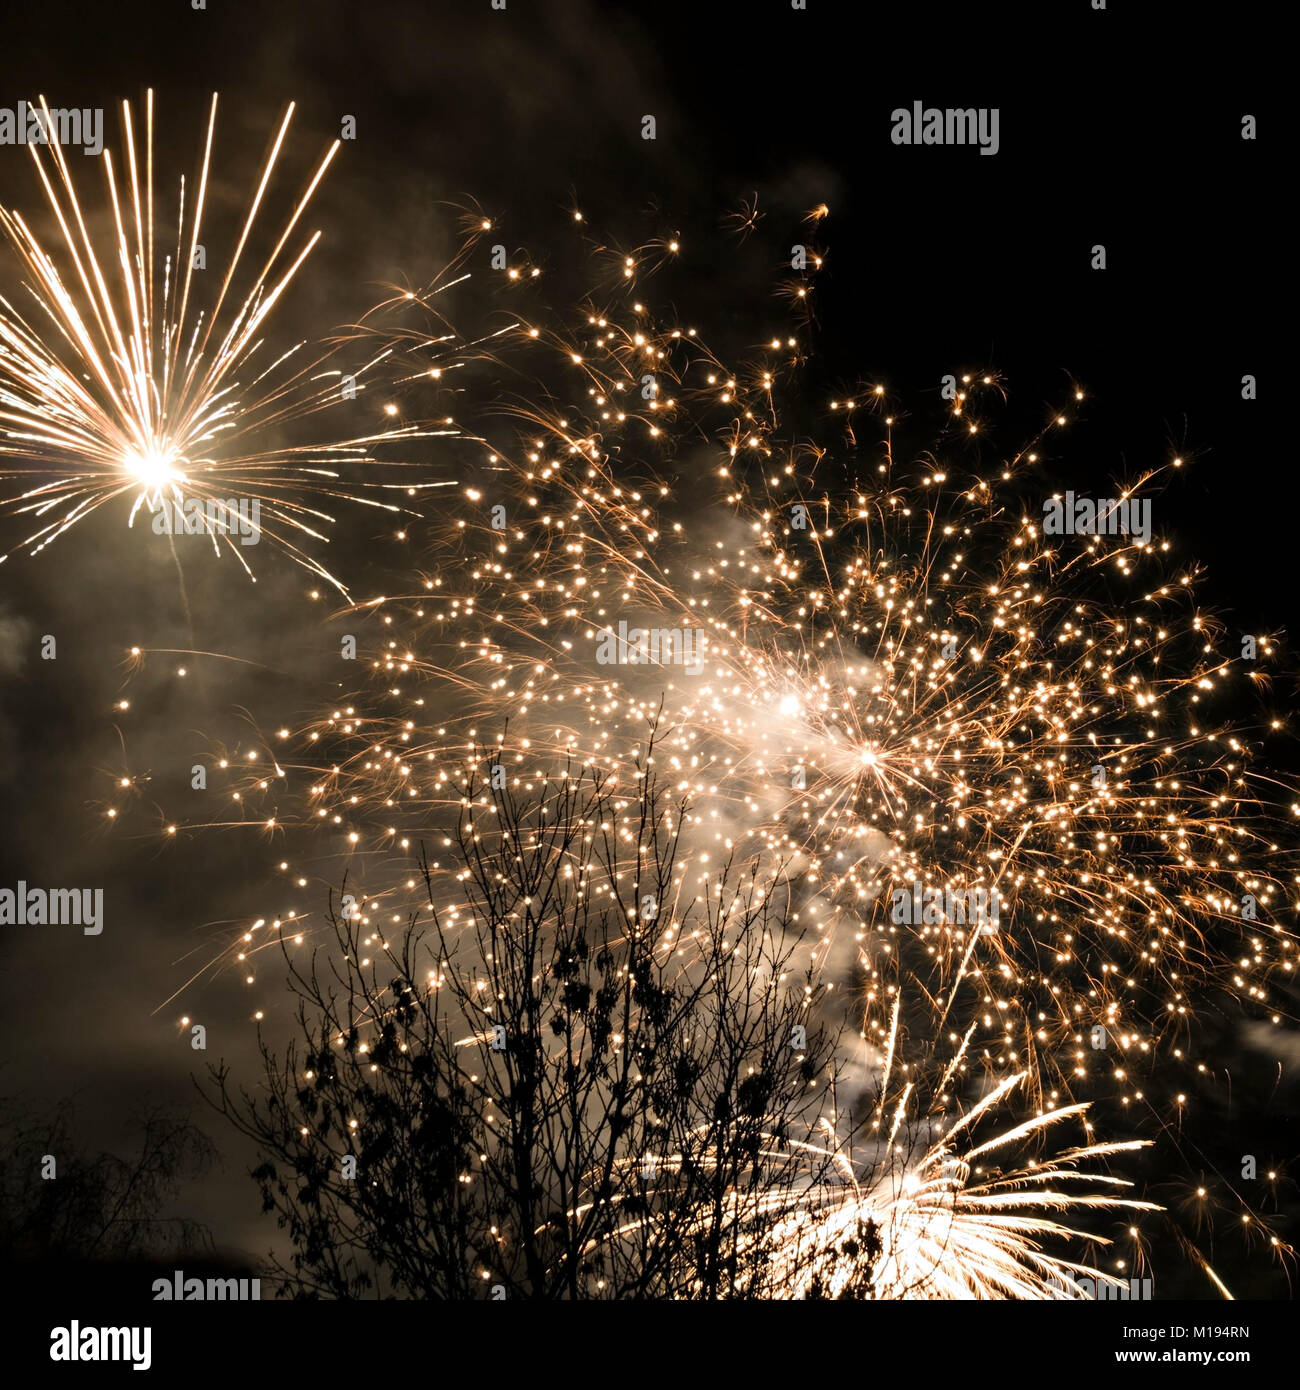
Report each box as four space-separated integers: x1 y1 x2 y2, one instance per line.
113 212 1297 1287
0 92 463 593
590 1095 1163 1299
746 1080 1163 1300
584 989 1166 1299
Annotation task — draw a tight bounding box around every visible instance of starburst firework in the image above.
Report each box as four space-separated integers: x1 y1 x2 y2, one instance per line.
0 92 457 593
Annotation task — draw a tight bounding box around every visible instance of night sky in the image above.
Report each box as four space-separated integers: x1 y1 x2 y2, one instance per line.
0 0 1290 1342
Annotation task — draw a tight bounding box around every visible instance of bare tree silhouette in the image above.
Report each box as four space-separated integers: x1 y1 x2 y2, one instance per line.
0 1099 216 1270
208 741 874 1298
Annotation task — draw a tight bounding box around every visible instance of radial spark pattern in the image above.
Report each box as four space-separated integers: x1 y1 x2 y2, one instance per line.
0 93 457 592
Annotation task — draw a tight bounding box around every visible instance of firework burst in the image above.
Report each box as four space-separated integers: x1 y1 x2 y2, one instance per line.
118 207 1297 1291
0 92 457 593
748 1077 1159 1300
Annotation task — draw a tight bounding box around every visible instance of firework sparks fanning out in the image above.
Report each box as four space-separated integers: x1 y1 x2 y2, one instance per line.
754 1075 1159 1300
115 208 1297 1295
0 92 458 592
595 999 1161 1299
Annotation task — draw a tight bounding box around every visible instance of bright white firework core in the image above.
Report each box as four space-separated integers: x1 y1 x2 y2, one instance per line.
123 448 181 493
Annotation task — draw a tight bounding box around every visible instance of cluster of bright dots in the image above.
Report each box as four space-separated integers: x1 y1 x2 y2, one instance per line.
103 201 1295 1293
